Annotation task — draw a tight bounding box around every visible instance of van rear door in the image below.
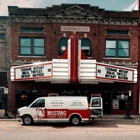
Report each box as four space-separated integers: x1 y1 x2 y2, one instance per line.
89 97 103 118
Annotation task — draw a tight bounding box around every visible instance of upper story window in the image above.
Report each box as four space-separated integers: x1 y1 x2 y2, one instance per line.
0 34 5 39
21 28 44 33
81 38 91 57
105 39 130 58
106 30 129 35
19 37 45 56
0 72 7 87
58 37 68 56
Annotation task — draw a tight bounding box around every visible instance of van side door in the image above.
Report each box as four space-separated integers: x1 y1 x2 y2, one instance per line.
30 98 46 120
90 97 103 118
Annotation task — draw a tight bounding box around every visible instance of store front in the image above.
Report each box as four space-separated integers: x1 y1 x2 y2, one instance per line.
12 82 136 115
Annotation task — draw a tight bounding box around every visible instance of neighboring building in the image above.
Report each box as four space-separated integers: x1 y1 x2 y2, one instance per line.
138 1 140 114
0 17 10 111
9 4 139 115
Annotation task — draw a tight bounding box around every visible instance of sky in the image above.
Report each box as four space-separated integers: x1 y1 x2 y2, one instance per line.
0 0 138 16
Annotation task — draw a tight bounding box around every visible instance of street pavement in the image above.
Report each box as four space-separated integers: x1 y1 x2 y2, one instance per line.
1 114 140 140
0 120 140 140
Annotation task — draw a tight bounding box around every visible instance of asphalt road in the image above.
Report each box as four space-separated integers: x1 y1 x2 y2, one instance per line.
0 120 140 140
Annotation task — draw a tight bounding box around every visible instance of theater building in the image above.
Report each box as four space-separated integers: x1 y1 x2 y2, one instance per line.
9 4 139 115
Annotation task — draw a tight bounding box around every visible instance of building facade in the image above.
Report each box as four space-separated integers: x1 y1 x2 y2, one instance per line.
8 4 139 115
0 17 10 111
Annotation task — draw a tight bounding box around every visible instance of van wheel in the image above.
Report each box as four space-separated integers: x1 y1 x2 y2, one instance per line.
22 115 33 125
70 115 81 125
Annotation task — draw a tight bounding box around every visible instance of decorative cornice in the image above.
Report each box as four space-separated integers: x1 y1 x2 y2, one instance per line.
9 16 139 25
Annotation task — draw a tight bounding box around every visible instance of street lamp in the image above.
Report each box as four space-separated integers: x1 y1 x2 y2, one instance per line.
124 90 132 119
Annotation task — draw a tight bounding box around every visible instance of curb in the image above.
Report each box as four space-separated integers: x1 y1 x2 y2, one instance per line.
95 118 140 122
0 119 17 121
0 115 16 121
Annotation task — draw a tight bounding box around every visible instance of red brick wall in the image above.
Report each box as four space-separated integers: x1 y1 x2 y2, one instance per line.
11 22 138 64
98 24 138 63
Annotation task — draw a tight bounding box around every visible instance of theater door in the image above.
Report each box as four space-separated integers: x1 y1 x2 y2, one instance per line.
102 92 112 114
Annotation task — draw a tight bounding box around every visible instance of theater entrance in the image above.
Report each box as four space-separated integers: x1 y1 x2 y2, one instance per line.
102 92 112 114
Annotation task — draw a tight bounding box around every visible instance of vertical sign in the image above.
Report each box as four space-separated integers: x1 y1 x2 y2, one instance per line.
113 99 119 109
4 88 8 94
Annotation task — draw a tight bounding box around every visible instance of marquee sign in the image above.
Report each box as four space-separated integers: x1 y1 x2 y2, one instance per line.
11 62 53 81
96 63 137 83
11 60 137 83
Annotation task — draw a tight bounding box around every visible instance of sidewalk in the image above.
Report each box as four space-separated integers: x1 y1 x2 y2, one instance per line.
96 115 140 122
0 114 140 122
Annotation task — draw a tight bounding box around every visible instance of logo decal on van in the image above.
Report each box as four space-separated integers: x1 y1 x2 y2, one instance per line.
34 108 45 119
47 111 66 118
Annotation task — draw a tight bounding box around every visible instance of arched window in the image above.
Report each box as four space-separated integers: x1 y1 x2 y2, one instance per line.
58 37 68 56
81 38 91 57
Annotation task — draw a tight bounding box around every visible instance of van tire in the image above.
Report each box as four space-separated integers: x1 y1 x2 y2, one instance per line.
70 115 81 125
22 115 33 125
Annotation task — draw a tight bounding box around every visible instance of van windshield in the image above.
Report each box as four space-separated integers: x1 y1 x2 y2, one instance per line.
30 99 45 107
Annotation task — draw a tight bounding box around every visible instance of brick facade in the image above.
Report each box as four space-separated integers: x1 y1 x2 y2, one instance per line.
0 17 10 72
0 17 11 110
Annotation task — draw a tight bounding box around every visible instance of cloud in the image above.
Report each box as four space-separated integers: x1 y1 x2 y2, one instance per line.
0 0 43 16
123 0 138 11
0 0 138 16
0 0 94 16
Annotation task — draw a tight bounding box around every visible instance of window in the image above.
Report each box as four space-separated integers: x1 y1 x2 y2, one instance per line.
91 98 101 107
91 94 101 98
81 38 91 57
107 30 129 35
58 37 68 56
0 88 4 109
48 93 58 96
21 28 44 33
20 37 45 56
0 34 5 39
105 40 129 58
0 72 7 86
113 93 133 110
31 99 45 107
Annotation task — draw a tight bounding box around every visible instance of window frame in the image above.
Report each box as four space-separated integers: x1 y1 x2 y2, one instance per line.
58 37 69 56
81 38 91 57
105 39 130 58
106 30 129 35
20 28 44 33
91 98 101 107
19 37 45 56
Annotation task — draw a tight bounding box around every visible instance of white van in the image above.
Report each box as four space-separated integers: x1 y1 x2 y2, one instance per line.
16 96 103 125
